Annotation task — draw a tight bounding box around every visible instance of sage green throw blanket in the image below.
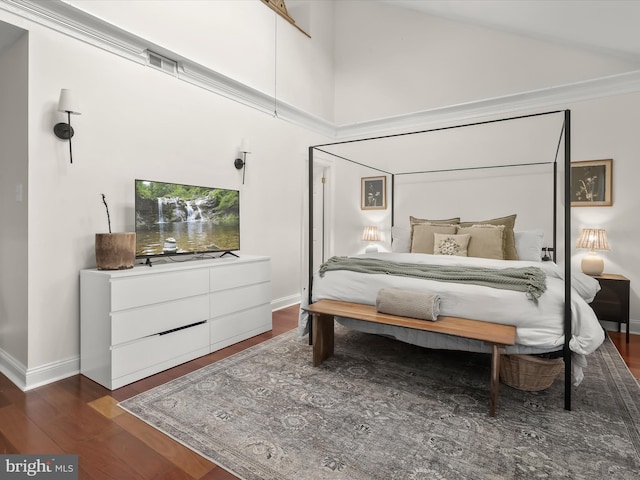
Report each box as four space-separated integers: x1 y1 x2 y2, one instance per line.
319 256 547 301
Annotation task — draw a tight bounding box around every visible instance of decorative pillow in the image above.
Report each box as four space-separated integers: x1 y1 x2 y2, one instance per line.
391 226 412 253
433 233 470 256
514 230 545 262
410 224 458 254
410 216 460 226
459 214 518 260
457 224 505 260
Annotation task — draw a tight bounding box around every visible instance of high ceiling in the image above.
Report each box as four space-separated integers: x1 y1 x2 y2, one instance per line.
379 0 640 62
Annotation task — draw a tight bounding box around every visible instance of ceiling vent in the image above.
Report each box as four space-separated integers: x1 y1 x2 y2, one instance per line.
147 51 178 75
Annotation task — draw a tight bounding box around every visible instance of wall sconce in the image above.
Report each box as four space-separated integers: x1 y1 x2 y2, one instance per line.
576 228 609 275
362 226 380 253
53 89 81 164
234 139 251 184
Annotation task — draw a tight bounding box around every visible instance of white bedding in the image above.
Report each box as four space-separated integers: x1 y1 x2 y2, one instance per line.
305 252 605 384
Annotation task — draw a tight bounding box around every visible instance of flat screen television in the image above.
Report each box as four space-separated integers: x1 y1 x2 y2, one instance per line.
135 179 240 258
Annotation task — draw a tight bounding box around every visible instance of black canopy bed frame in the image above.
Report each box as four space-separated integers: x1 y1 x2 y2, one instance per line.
307 109 573 411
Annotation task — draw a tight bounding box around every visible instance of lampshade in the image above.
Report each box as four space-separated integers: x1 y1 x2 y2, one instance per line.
576 228 609 276
362 226 380 242
576 228 609 251
57 89 81 115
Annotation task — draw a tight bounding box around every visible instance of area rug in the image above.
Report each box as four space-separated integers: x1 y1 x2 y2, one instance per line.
119 326 640 479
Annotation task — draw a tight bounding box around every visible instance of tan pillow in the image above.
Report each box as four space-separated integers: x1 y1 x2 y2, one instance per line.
433 233 470 256
459 214 518 260
457 225 505 260
410 223 458 254
410 216 460 225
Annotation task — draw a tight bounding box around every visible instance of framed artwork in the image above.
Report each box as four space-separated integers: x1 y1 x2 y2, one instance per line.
570 159 613 207
361 176 387 210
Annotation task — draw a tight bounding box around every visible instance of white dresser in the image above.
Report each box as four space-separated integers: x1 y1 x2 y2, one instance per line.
80 255 271 389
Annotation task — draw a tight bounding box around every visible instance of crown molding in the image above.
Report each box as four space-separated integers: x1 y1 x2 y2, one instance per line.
2 0 640 140
179 62 336 136
335 70 640 138
1 0 149 63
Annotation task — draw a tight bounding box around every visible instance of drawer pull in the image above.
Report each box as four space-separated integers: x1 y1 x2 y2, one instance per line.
159 320 207 336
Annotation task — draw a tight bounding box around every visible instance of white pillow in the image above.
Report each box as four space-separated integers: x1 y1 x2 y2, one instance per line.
391 226 411 253
514 230 545 262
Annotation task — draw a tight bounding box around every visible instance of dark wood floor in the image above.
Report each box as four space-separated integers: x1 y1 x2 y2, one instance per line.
0 305 638 479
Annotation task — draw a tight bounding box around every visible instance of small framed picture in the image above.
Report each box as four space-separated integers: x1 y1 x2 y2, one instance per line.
361 176 386 210
570 159 613 207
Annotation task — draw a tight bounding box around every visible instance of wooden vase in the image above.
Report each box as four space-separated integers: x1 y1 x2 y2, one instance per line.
95 232 136 270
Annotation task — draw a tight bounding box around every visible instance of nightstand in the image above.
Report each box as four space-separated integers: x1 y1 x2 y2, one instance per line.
589 274 630 343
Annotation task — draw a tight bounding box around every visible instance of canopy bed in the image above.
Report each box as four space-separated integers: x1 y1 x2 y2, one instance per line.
303 109 605 412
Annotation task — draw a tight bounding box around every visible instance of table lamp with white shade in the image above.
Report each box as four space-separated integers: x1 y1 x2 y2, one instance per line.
576 228 609 276
362 226 380 253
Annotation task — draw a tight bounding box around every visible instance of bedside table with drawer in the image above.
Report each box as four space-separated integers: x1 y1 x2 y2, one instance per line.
589 274 630 343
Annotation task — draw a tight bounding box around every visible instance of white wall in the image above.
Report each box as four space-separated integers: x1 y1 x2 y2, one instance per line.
567 93 640 285
0 29 28 369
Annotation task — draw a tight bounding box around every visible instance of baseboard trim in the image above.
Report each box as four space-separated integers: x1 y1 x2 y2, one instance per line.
601 319 640 337
24 356 80 391
0 349 80 392
272 293 301 311
0 348 28 390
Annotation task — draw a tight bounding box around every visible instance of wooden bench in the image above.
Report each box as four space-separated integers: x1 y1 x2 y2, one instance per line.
305 299 516 417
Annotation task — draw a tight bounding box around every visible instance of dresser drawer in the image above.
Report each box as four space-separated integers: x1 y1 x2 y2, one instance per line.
111 294 209 345
110 268 209 311
210 260 270 292
210 303 272 351
210 282 271 318
111 320 209 380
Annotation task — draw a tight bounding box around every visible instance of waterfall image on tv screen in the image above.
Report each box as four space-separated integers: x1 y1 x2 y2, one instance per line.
135 179 240 257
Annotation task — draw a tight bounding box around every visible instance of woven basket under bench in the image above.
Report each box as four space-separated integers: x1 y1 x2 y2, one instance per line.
499 354 564 391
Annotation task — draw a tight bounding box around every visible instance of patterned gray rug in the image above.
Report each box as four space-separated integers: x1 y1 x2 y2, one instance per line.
119 326 640 479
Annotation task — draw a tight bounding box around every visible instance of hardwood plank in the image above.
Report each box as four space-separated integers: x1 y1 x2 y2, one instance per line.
0 429 18 454
69 429 150 480
200 466 241 480
0 404 63 453
608 330 640 379
0 375 31 412
36 403 122 453
88 395 125 419
104 428 194 479
55 374 113 404
114 412 215 479
77 465 99 480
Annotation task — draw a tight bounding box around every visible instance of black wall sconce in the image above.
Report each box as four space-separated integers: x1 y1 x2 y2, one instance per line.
53 89 81 164
234 139 251 184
